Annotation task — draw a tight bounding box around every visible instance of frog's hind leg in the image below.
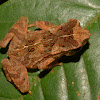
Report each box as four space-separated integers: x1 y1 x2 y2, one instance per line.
1 58 30 93
0 16 28 48
1 59 13 82
28 21 54 30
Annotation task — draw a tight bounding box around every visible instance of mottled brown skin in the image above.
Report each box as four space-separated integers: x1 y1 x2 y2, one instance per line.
0 16 91 93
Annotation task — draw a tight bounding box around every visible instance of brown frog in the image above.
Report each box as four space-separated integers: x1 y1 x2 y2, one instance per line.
0 16 90 93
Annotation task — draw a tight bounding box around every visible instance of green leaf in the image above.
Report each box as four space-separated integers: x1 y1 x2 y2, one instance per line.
0 0 100 100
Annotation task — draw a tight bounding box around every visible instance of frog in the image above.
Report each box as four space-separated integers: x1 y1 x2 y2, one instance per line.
0 16 91 93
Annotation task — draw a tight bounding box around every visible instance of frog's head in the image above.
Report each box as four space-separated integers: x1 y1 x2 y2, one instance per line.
71 19 91 46
51 19 91 55
60 19 91 46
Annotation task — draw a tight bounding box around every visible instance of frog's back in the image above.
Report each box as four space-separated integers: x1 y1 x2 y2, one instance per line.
7 19 91 69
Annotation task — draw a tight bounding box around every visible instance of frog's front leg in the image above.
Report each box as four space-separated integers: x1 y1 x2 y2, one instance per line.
1 58 30 93
28 21 55 30
28 21 60 34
